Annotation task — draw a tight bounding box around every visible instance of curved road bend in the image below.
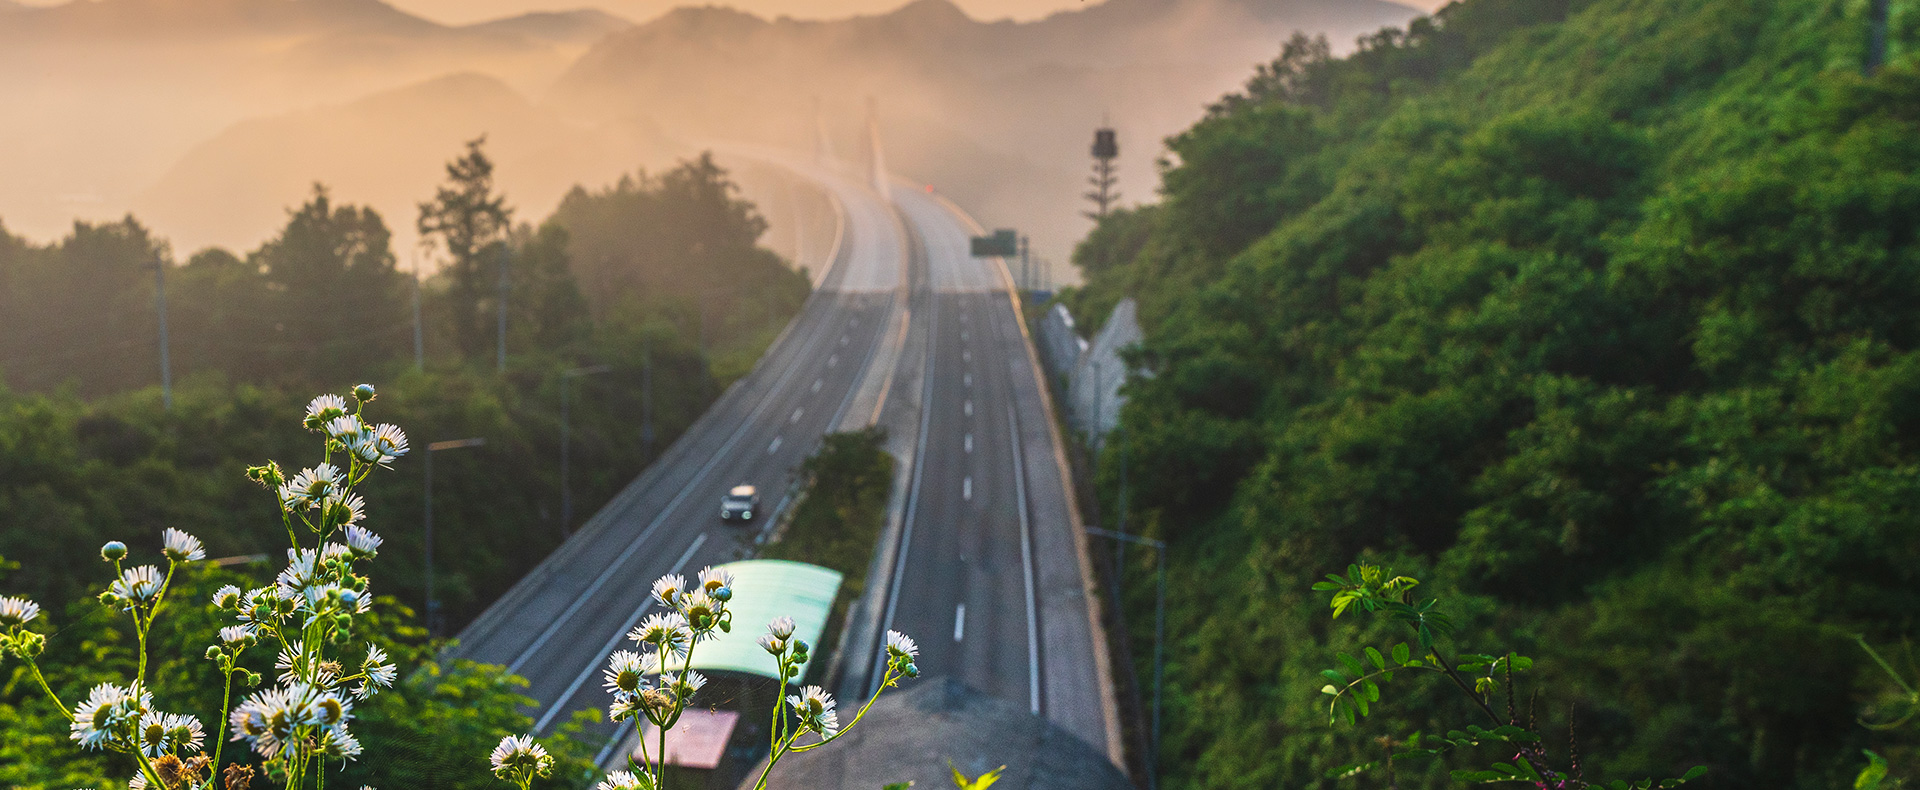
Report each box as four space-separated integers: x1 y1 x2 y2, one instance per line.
446 158 903 745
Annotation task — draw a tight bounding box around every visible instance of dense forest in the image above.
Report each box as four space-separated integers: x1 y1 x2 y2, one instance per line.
0 144 809 787
1064 0 1920 786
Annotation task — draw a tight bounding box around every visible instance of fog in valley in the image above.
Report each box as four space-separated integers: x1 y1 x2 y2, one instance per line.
0 0 1418 270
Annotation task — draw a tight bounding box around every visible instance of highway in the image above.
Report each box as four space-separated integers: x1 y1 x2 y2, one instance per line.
863 183 1121 761
447 154 1121 775
446 156 904 748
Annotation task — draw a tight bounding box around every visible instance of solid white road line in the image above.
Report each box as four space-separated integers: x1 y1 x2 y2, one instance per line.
535 533 707 732
954 603 967 642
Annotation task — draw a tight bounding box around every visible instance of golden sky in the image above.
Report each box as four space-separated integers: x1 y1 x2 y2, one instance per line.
11 0 1444 25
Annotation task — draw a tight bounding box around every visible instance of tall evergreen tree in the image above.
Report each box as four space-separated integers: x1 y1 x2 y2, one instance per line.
417 137 513 361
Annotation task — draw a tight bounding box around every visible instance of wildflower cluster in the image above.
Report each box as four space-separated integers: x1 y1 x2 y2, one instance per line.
0 385 404 790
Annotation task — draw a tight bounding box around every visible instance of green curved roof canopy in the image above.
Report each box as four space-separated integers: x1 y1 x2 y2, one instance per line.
685 559 843 682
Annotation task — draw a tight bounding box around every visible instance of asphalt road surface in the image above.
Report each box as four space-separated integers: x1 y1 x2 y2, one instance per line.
446 157 902 753
447 157 1119 770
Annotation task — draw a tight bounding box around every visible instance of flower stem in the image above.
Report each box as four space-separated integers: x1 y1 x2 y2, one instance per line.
22 657 70 719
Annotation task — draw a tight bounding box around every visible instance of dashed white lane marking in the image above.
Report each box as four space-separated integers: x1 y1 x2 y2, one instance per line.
963 476 973 501
768 436 782 454
965 433 973 453
851 318 860 328
840 335 849 346
790 408 804 424
959 313 968 323
812 378 823 392
954 603 966 642
961 329 969 342
963 350 972 363
828 354 838 368
964 373 972 388
964 400 973 417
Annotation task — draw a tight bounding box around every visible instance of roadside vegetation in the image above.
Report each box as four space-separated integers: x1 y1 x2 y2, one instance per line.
0 144 811 787
760 427 894 682
1062 0 1920 786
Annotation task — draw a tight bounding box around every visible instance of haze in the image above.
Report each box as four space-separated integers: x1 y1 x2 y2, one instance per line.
0 0 1424 268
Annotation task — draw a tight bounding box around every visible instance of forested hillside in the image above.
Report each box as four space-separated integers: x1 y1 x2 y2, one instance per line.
1065 0 1920 786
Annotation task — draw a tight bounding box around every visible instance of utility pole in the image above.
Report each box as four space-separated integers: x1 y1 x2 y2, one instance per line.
151 259 172 411
424 437 485 637
1086 125 1120 221
1019 235 1031 294
496 244 510 373
1869 0 1892 74
1087 527 1166 790
559 365 612 534
411 248 425 372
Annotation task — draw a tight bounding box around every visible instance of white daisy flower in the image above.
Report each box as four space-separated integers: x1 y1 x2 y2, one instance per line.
607 693 642 722
627 612 691 657
786 686 839 737
69 682 148 750
0 596 40 628
229 684 308 758
344 525 384 559
697 565 734 594
886 630 919 661
489 734 554 782
362 645 396 689
160 528 205 563
220 625 256 647
305 394 348 430
322 728 363 760
757 634 785 655
325 414 364 443
131 772 150 790
767 616 796 640
650 574 687 608
321 543 353 563
372 423 407 456
288 465 342 503
597 770 650 790
326 493 368 526
213 584 243 609
108 566 164 608
603 650 652 695
669 670 707 702
678 591 723 635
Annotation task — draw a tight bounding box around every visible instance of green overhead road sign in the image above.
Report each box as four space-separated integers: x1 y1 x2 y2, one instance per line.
970 229 1018 258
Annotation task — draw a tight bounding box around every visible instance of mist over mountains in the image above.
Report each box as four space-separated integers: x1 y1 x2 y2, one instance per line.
3 0 1420 263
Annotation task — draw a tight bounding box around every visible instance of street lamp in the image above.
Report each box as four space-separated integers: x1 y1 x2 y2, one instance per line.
424 436 485 637
1087 526 1166 790
560 364 613 534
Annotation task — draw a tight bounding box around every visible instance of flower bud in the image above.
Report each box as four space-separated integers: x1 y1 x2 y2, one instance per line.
13 631 45 657
353 383 377 402
338 589 360 608
792 638 810 656
904 663 920 678
205 645 224 661
711 586 732 602
100 541 127 562
243 670 263 687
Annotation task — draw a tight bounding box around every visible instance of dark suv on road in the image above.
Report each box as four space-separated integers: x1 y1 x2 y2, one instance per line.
720 485 760 522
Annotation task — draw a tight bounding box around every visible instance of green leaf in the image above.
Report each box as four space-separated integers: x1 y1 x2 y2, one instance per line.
1392 642 1411 664
1364 646 1385 670
1362 679 1380 702
1339 653 1366 678
1320 684 1340 696
1321 669 1347 684
1311 581 1342 591
1683 766 1710 782
1857 752 1887 790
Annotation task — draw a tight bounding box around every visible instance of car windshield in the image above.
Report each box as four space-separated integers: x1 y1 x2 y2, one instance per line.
724 495 753 505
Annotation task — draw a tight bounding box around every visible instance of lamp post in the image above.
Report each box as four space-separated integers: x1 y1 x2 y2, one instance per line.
1087 526 1166 790
425 436 486 637
560 364 613 534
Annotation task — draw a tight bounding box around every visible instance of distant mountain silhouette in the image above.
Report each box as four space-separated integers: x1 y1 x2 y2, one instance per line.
461 8 632 46
549 0 1421 262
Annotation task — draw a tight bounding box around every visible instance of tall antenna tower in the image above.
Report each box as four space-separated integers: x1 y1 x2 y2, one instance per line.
1086 124 1120 220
